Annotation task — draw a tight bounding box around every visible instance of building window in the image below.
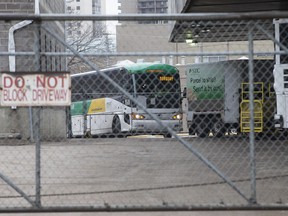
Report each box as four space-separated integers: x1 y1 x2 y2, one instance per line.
95 6 100 12
76 6 80 10
76 0 80 2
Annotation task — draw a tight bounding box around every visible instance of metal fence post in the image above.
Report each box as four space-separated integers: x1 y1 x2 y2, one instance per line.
248 25 257 205
34 20 42 209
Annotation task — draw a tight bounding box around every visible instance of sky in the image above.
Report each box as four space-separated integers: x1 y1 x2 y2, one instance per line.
104 0 119 35
105 0 119 15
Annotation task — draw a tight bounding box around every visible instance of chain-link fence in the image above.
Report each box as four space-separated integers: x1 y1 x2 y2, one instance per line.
0 12 287 212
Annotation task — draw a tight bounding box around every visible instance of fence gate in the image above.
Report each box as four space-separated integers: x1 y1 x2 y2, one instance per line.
0 12 287 212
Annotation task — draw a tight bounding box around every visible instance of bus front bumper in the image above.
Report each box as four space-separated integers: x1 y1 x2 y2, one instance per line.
131 120 182 135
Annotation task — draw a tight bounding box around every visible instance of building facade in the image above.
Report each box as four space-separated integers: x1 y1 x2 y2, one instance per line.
117 0 274 65
118 0 169 24
118 0 169 14
66 0 105 38
116 0 191 65
0 0 67 141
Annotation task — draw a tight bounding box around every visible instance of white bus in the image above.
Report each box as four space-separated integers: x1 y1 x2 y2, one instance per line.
69 63 183 138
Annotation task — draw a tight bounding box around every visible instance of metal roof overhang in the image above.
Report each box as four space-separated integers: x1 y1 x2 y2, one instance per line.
169 0 288 43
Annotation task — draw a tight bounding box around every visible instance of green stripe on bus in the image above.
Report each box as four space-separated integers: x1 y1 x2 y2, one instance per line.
125 63 178 74
71 100 92 116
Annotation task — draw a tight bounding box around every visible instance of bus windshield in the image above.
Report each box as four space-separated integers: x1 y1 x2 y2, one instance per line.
135 73 181 108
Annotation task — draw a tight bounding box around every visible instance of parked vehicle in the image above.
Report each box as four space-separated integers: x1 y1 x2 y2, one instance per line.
184 59 280 138
68 63 183 138
273 19 288 129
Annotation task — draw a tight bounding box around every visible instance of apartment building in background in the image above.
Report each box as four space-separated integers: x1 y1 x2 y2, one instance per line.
66 0 106 39
119 0 169 23
116 0 194 65
117 0 274 66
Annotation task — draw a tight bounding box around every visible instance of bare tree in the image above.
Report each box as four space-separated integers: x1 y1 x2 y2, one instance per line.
66 17 116 73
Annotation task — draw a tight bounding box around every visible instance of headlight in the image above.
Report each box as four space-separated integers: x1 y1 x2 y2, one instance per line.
172 113 182 120
131 112 145 120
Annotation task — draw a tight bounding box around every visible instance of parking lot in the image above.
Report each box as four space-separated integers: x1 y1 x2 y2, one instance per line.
0 135 287 210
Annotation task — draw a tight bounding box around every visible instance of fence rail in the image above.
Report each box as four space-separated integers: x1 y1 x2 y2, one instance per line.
1 11 288 21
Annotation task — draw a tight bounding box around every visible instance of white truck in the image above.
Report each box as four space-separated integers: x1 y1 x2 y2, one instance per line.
185 59 277 138
273 19 288 129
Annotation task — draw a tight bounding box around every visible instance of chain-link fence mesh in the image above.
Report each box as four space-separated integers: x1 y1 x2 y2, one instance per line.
0 12 287 212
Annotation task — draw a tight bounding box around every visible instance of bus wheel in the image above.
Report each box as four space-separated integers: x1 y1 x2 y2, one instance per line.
112 116 121 135
189 124 196 136
196 121 210 138
163 133 172 138
85 131 92 138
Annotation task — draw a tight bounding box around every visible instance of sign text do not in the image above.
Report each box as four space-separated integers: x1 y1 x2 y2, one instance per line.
1 72 71 106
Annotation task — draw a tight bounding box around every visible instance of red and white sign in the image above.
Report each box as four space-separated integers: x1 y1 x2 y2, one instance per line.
1 72 71 106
